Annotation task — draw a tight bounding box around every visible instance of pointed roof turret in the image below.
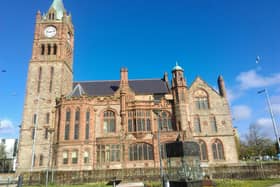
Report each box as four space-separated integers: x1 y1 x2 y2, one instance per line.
49 0 66 20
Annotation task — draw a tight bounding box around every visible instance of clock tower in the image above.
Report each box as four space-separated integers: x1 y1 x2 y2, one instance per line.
17 0 74 172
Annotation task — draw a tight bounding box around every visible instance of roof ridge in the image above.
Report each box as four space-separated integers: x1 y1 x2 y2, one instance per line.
74 78 164 83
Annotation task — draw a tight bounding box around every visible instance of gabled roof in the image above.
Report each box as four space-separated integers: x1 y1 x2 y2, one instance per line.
72 79 169 96
189 76 220 96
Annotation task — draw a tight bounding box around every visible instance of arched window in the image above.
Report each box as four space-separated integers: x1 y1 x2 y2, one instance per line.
194 115 201 133
84 151 89 164
210 115 218 133
212 139 225 160
72 150 78 164
49 67 54 93
194 89 209 110
64 109 70 140
198 140 208 161
47 44 51 55
129 143 154 161
62 151 68 164
158 111 174 131
74 108 80 140
37 67 42 93
85 110 90 139
41 44 45 55
103 110 115 133
53 44 57 55
128 110 151 132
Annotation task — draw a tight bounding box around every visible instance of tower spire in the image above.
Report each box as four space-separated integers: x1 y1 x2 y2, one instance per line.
48 0 66 20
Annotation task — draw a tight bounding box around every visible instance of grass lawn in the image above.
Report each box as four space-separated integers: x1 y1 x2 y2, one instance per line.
24 179 280 187
215 179 280 187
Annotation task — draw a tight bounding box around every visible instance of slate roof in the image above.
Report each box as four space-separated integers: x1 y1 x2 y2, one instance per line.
72 79 169 96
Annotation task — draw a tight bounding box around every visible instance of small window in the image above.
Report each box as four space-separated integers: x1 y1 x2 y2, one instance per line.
44 128 48 139
63 151 68 164
194 116 201 133
47 44 51 55
74 108 80 140
41 44 45 55
85 110 90 140
39 154 44 166
46 113 50 124
84 151 89 163
72 151 78 164
31 128 35 140
210 116 218 133
53 44 57 55
103 111 115 133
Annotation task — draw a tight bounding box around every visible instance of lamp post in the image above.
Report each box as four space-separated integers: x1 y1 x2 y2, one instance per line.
30 96 45 183
46 128 54 187
258 89 280 152
153 110 164 187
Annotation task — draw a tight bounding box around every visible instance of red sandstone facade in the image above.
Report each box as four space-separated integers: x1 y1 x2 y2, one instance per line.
17 0 239 174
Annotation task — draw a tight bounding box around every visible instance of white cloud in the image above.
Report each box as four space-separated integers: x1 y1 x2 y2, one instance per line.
236 69 280 90
0 119 13 129
272 104 280 115
254 118 277 139
0 119 16 138
255 118 272 128
232 105 252 120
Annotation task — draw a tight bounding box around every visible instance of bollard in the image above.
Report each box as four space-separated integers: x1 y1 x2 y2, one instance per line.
6 178 9 187
17 176 23 187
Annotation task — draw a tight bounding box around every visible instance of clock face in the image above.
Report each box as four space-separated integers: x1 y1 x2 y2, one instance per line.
44 26 57 38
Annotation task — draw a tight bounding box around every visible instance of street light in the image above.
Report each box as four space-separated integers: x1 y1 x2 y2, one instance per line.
153 110 164 187
258 89 280 152
30 96 46 183
46 127 54 187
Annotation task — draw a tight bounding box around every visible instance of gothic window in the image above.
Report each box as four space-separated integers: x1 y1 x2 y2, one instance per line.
33 114 37 125
210 115 218 133
39 154 44 166
194 115 201 133
47 44 51 55
96 144 120 163
46 113 50 124
41 44 45 55
44 128 48 139
62 151 68 164
53 44 57 55
194 89 209 110
198 140 208 161
158 111 174 131
85 110 90 140
128 110 151 132
129 143 154 161
103 110 115 133
212 139 225 160
64 109 70 140
74 108 80 140
37 67 42 93
31 128 35 140
49 67 54 93
84 151 89 164
72 150 78 164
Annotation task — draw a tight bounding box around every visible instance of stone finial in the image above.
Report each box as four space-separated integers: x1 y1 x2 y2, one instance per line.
218 75 227 97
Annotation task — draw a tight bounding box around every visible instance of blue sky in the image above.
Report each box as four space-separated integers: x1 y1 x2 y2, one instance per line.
0 0 280 140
